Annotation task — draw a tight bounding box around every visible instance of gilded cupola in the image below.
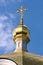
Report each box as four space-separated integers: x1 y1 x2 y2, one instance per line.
13 6 30 44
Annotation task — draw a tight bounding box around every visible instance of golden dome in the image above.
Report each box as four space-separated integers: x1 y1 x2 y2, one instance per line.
13 19 30 43
13 6 30 43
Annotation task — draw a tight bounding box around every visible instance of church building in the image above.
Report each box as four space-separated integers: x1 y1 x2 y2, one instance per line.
0 6 43 65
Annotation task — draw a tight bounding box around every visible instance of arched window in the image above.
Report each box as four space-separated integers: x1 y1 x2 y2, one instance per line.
0 58 17 65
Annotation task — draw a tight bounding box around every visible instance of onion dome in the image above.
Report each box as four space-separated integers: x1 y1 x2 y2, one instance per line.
13 18 30 43
13 6 30 43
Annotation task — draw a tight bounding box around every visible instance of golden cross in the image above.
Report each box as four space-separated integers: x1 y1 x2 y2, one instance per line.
17 6 28 19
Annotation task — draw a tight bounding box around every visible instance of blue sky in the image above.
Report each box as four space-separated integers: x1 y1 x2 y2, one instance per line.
0 0 43 56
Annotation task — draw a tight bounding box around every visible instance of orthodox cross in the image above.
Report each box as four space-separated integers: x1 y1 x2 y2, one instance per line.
17 6 28 24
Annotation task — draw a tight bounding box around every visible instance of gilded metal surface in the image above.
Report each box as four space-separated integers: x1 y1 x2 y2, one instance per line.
17 6 28 25
0 51 43 65
13 6 30 43
13 24 30 43
17 6 28 19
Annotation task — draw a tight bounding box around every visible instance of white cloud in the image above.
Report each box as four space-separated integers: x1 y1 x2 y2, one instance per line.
9 13 15 19
0 13 16 54
0 15 8 21
0 0 23 6
0 23 4 28
0 13 16 22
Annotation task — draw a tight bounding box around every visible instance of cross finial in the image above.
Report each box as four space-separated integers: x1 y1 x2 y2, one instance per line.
17 6 28 25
